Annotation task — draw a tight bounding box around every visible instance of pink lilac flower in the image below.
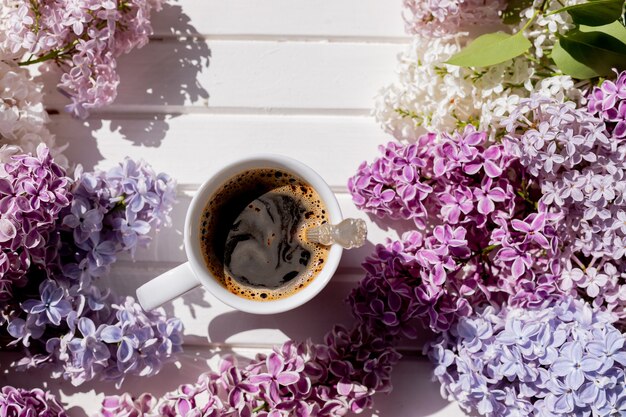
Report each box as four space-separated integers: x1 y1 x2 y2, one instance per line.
97 324 400 417
428 298 626 417
0 386 68 417
588 70 626 138
349 126 563 333
0 143 71 303
402 0 506 37
4 0 164 117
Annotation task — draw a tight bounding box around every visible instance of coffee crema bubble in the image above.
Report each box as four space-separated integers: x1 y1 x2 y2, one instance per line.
199 169 330 301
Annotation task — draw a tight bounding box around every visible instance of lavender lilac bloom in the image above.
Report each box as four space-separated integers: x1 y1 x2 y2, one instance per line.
1 147 182 386
0 143 71 304
588 70 626 139
2 0 163 118
348 126 563 333
505 72 626 324
428 297 626 417
97 325 400 417
0 386 68 417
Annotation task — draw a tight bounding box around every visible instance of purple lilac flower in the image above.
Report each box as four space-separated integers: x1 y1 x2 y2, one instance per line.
349 126 563 333
0 144 71 303
348 134 435 227
504 77 626 324
54 157 177 287
428 297 626 417
21 280 72 326
96 324 400 417
1 149 182 387
588 70 626 138
4 0 164 117
0 386 68 417
100 393 157 417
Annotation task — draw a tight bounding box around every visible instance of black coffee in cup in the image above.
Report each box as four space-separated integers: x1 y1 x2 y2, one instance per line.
199 169 330 300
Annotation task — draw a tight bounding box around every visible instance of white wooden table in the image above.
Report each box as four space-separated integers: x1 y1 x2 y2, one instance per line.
1 2 465 415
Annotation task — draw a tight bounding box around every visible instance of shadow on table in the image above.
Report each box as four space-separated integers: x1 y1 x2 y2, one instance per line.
46 2 210 170
363 358 456 417
207 280 356 344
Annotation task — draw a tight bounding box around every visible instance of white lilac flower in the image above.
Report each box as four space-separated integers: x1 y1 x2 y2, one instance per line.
374 35 543 142
0 59 67 169
517 0 586 62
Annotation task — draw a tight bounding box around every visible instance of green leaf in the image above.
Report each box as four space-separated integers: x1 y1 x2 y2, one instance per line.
549 0 625 26
445 32 532 68
501 0 533 25
551 40 599 79
580 21 626 44
551 24 626 79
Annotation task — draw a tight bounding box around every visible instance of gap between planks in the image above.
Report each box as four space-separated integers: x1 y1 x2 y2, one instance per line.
148 34 410 45
46 106 374 118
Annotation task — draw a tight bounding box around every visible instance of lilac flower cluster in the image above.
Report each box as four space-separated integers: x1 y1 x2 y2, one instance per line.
349 126 563 333
1 147 182 386
97 324 400 417
0 144 71 303
53 157 177 288
3 0 163 117
0 386 67 417
428 298 626 417
402 0 506 37
589 70 626 138
504 74 626 323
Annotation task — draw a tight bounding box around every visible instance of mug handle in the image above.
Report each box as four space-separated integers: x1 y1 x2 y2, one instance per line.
136 262 199 311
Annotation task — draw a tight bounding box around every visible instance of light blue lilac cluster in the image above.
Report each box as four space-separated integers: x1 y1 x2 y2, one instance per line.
3 0 163 117
1 146 183 386
428 298 626 417
98 324 400 417
349 126 563 333
0 386 67 417
53 157 177 288
504 71 626 323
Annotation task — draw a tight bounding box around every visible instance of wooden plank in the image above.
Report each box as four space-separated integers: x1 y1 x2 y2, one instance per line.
42 40 404 111
101 265 357 346
151 0 407 39
48 113 391 188
0 351 464 417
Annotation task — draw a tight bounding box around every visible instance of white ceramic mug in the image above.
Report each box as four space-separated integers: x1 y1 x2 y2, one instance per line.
136 155 364 315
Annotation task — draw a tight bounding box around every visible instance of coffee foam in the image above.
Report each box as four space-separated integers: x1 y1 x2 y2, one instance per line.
199 168 330 301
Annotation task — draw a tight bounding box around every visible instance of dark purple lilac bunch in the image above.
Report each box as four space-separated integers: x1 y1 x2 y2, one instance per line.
97 324 400 417
504 79 626 325
0 144 71 304
3 0 164 118
428 297 626 417
349 126 563 333
588 70 626 139
0 386 68 417
1 147 183 387
348 133 435 228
